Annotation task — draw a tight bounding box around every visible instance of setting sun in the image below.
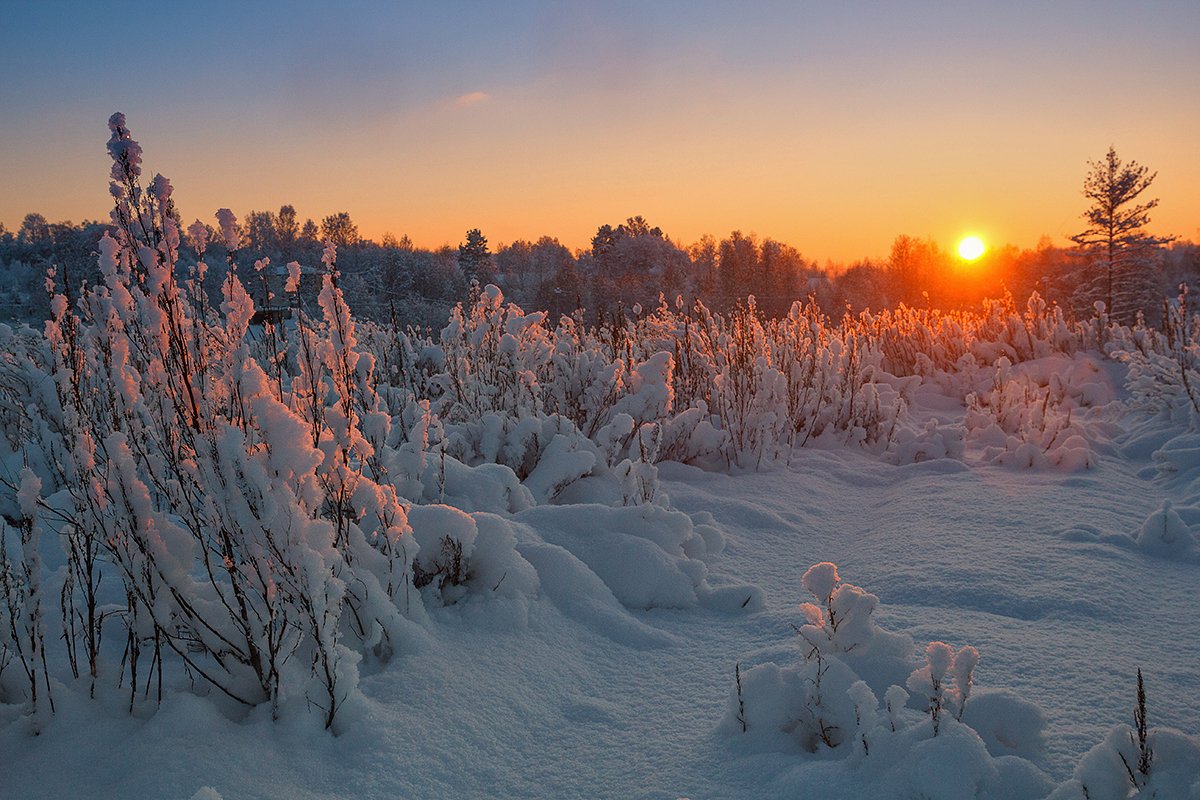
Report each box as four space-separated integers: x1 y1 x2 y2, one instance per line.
957 235 986 261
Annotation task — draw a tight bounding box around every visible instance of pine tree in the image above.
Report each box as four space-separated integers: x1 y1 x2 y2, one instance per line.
458 228 493 283
1069 147 1174 322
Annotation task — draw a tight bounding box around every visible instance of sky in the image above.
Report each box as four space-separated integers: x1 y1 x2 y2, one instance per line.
1 0 1197 263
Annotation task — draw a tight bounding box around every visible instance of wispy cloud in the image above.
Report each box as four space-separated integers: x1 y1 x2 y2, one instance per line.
454 91 490 107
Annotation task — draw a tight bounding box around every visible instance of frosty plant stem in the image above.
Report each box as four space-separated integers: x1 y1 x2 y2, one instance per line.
735 661 746 733
1124 668 1153 787
0 469 55 720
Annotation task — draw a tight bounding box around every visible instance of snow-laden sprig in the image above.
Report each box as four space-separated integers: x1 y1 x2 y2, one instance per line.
797 562 883 656
906 641 978 735
106 112 142 184
188 219 209 254
950 645 979 720
285 261 302 293
215 208 241 252
801 561 839 604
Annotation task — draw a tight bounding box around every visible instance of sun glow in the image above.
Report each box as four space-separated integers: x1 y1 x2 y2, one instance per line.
957 236 986 261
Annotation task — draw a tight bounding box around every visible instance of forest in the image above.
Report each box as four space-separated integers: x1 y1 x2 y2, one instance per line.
2 186 1197 331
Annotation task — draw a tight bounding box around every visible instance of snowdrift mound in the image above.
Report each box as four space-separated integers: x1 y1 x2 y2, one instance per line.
515 503 759 612
1060 500 1199 563
1133 501 1196 559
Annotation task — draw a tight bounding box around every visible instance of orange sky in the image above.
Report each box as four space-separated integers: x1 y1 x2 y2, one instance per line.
2 3 1197 262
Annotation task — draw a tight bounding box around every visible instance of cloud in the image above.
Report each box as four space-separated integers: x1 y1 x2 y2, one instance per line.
454 91 490 107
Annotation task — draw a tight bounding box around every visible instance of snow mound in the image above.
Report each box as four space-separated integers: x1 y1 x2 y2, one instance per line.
1134 501 1196 558
515 503 750 611
1151 432 1200 480
960 688 1048 760
515 541 678 649
1049 724 1200 800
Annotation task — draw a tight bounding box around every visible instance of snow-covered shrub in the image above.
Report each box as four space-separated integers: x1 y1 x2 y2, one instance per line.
724 562 1050 799
1133 501 1195 558
433 284 552 424
787 563 918 698
360 288 907 480
0 470 51 719
344 269 1138 486
965 356 1098 470
1113 285 1200 420
1048 670 1200 800
884 418 965 464
905 641 978 736
613 423 662 506
861 292 1094 380
0 115 437 729
406 505 538 607
687 298 897 465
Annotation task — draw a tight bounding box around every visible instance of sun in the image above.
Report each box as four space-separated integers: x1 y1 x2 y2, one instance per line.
957 235 986 261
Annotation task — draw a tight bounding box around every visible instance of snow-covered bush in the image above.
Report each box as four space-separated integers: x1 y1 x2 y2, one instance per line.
965 356 1099 470
0 115 536 730
723 562 1053 799
1048 670 1200 800
905 641 979 736
489 286 1122 473
885 418 966 464
406 505 538 606
357 288 910 480
1133 501 1195 558
1113 285 1200 421
337 261 1142 486
857 292 1094 380
0 470 51 721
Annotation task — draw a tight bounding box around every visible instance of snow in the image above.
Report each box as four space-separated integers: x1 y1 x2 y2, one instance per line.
3 420 1198 798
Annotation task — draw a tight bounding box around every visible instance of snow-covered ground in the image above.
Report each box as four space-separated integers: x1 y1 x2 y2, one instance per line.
4 407 1196 800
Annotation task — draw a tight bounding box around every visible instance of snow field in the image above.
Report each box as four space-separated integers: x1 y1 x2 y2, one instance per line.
6 435 1196 799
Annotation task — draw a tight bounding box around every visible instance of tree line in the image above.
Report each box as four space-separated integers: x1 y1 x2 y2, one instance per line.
2 149 1195 328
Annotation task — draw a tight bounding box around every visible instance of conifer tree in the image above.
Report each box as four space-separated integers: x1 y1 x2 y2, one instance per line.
458 228 493 282
1070 147 1174 321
